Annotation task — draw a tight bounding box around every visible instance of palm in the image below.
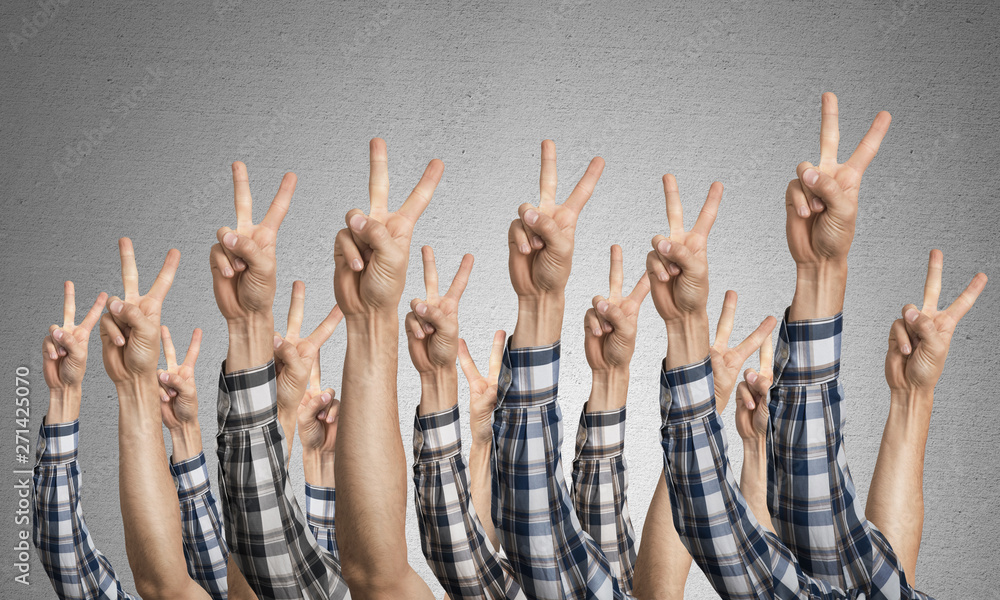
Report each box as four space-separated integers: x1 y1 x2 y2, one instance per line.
43 282 106 389
648 175 722 323
584 245 649 371
508 140 604 298
709 290 777 414
335 139 443 317
786 93 892 265
458 332 506 447
406 247 474 373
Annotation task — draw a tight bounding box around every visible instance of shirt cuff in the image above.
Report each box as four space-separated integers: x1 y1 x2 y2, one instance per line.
496 339 560 409
659 356 716 424
170 451 211 502
305 484 336 530
574 405 626 461
773 308 843 386
216 360 278 431
35 420 79 466
412 404 463 464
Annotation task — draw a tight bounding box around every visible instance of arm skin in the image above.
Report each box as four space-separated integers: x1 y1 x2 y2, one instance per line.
98 239 211 600
571 244 649 592
332 139 441 598
866 250 987 583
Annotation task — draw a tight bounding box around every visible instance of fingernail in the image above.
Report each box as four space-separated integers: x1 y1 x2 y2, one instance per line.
350 214 367 231
531 236 543 249
415 328 425 339
160 393 169 402
223 232 237 248
53 329 64 341
58 347 67 356
524 209 538 225
321 393 331 403
810 198 824 212
668 263 680 275
901 344 911 355
110 300 123 314
803 169 819 186
352 258 363 271
416 303 428 316
159 372 169 383
747 371 757 385
223 267 234 278
658 272 669 282
657 240 671 255
797 206 810 218
423 323 435 334
234 257 246 270
317 410 327 420
115 336 125 346
593 326 602 336
520 243 530 255
905 309 920 323
49 350 58 359
168 389 177 397
273 335 283 349
748 399 755 410
597 301 609 314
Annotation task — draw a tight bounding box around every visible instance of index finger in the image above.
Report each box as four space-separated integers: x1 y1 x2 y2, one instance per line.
627 272 651 305
609 245 623 300
161 325 178 370
714 290 737 347
945 272 988 323
539 139 558 212
397 158 444 224
445 254 475 302
561 156 604 216
306 304 344 349
922 249 943 312
662 174 684 237
422 246 439 302
78 292 108 334
307 354 321 392
368 138 390 220
819 92 840 169
691 181 723 237
119 238 139 301
63 281 76 328
260 172 296 232
182 328 203 368
287 281 306 339
146 249 181 303
232 161 253 230
759 319 775 378
845 110 892 176
458 338 482 385
487 329 506 382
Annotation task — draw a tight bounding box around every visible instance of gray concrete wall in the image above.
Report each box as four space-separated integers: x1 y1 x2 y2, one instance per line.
2 0 997 597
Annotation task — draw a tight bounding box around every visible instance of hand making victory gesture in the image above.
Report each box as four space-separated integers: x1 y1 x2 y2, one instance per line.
710 290 777 413
584 244 650 374
42 281 107 422
156 325 202 429
405 246 474 373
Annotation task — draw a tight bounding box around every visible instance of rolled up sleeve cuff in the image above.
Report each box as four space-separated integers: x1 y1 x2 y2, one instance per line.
773 309 843 386
305 484 336 530
660 356 715 424
35 420 79 466
413 404 463 463
574 405 626 461
496 340 560 409
170 451 211 501
216 360 278 431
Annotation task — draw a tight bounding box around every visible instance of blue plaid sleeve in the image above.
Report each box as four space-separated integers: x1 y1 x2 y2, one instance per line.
412 405 526 599
661 356 865 599
216 360 349 599
491 340 629 600
768 311 932 599
32 420 137 600
169 452 229 600
304 484 338 558
571 405 637 594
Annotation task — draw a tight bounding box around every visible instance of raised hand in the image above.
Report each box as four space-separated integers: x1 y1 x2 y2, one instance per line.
786 93 891 265
508 140 604 299
273 280 343 424
156 326 202 428
405 247 474 373
100 238 180 384
43 282 107 390
210 162 294 320
584 245 650 373
886 249 987 393
710 290 777 413
734 330 774 442
297 345 340 487
646 175 722 322
334 138 444 318
458 330 506 447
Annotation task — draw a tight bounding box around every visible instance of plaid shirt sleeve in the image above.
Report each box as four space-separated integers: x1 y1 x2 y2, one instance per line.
304 484 339 558
169 452 229 600
412 405 526 599
491 341 629 600
31 420 138 600
661 356 862 599
768 311 932 599
216 360 349 600
571 405 637 593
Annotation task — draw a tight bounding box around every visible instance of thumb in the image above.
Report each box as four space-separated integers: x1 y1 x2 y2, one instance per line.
798 166 844 209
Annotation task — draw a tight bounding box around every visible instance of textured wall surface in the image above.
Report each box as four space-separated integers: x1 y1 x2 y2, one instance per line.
2 0 998 597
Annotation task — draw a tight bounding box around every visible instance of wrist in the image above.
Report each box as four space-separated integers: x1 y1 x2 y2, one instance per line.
115 376 163 430
168 423 203 463
790 261 847 321
588 368 630 411
513 293 564 348
888 387 934 423
663 311 711 370
417 366 459 416
302 448 336 487
227 312 275 372
741 435 768 455
345 311 398 345
47 385 83 424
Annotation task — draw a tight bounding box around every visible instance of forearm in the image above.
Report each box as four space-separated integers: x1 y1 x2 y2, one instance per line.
740 437 774 534
46 385 82 424
418 366 459 416
169 423 203 463
226 314 274 373
467 440 498 550
303 450 336 488
512 294 564 349
587 369 629 412
789 261 847 322
866 389 933 580
117 377 201 599
631 473 692 600
664 312 710 370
